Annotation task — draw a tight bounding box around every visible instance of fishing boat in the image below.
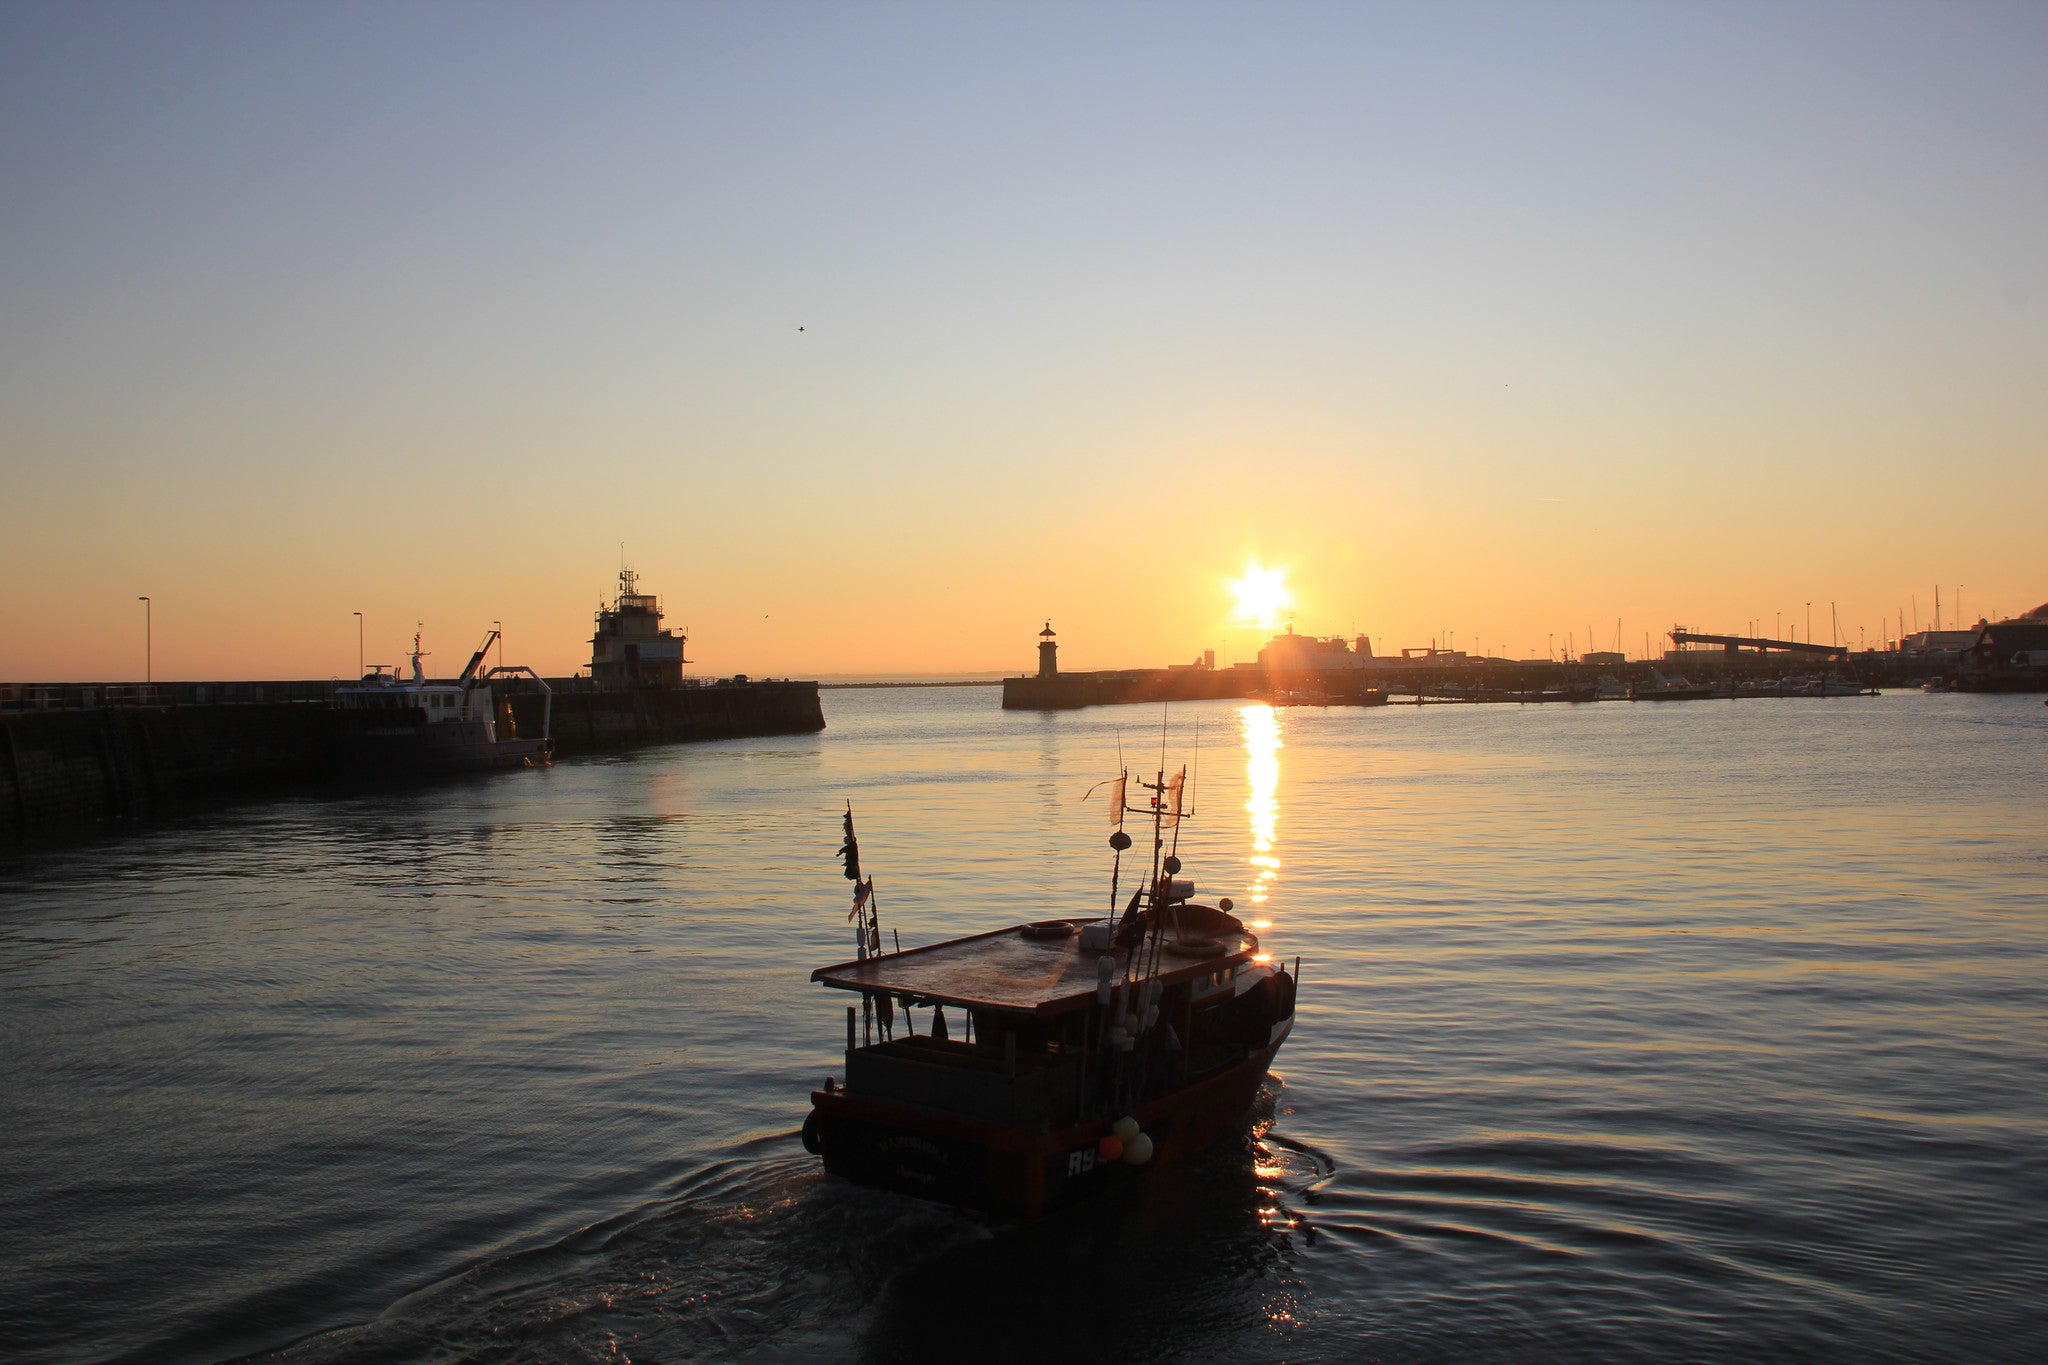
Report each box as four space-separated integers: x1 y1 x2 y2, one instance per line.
799 767 1298 1218
334 628 552 773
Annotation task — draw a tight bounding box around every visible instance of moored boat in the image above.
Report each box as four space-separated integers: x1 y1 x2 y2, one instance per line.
800 767 1298 1218
1629 669 1715 701
334 628 551 773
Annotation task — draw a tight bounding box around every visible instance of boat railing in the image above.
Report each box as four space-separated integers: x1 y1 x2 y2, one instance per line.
482 666 551 745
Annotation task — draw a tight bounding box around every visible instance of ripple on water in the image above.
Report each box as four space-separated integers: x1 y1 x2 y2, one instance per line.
3 690 2046 1363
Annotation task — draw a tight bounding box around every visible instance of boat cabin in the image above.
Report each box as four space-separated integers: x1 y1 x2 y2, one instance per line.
811 901 1290 1132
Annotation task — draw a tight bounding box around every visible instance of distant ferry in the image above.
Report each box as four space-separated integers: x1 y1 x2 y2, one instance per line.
335 628 551 772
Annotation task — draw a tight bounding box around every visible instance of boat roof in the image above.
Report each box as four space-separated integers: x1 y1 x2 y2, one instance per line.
811 912 1260 1018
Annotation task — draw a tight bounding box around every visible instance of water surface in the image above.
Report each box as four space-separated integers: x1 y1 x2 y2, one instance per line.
3 688 2044 1361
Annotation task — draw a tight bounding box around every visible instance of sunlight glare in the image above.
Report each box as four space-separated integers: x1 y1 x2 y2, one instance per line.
1242 703 1281 906
1229 563 1292 630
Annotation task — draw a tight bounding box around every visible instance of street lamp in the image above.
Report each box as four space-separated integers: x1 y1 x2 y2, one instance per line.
353 612 364 679
137 597 151 692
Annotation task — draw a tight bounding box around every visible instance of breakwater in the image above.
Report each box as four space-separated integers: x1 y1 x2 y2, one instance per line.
502 679 822 752
0 680 822 844
1002 656 1967 710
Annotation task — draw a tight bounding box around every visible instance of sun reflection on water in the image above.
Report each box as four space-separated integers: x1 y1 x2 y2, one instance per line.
1241 703 1281 908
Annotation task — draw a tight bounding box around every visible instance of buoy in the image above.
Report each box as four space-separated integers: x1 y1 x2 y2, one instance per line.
1098 1134 1124 1161
1123 1132 1154 1165
1111 1115 1140 1143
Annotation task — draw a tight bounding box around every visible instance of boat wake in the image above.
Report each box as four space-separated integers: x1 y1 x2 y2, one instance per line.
256 1102 1318 1365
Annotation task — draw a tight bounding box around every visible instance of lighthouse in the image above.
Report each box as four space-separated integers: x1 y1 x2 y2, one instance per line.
1037 621 1058 679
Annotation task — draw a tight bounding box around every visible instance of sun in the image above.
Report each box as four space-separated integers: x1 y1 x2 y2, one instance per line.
1229 563 1292 630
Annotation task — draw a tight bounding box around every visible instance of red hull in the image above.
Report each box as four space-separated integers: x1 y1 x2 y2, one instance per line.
808 1023 1290 1218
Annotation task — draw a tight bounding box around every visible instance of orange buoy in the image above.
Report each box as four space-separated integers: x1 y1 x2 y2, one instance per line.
1097 1134 1124 1162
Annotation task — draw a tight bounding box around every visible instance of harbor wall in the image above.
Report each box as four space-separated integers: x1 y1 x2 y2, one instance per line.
1 680 824 844
504 680 824 753
1001 655 1971 710
0 702 346 843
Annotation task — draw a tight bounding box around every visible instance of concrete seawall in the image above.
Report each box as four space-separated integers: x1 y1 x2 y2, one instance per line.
0 702 347 842
1 681 823 844
506 680 823 753
1001 656 1969 710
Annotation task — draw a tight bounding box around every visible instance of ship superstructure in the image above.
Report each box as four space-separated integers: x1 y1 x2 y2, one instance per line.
589 568 688 688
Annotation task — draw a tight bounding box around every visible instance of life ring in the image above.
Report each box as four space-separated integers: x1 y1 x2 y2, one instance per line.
1021 920 1076 939
1164 936 1226 957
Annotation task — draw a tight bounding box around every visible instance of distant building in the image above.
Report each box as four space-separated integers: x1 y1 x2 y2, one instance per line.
1957 604 2048 688
1898 628 1983 659
1583 651 1627 667
590 568 688 687
1388 646 1468 666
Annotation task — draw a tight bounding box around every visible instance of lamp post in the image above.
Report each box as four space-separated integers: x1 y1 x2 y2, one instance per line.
138 597 151 693
353 612 364 679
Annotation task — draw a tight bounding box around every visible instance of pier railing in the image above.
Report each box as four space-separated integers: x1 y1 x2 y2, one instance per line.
0 681 342 712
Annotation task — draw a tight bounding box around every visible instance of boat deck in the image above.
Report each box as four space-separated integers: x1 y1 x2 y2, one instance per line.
812 914 1258 1017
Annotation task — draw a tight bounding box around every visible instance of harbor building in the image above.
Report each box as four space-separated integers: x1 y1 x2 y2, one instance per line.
1957 604 2048 690
589 568 689 688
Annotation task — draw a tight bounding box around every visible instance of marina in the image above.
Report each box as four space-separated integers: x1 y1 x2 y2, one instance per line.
1001 615 2048 712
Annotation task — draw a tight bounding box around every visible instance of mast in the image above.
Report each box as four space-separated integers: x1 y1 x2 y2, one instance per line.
839 805 891 1043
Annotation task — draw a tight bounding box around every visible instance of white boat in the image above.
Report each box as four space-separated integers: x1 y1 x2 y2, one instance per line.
1797 676 1871 698
335 629 551 773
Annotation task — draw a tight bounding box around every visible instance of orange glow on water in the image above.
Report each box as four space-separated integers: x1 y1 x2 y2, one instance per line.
1242 703 1281 906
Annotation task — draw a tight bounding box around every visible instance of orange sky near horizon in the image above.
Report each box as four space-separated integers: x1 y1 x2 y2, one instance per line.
3 6 2043 682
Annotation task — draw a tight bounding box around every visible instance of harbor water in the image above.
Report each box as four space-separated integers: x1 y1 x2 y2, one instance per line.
3 688 2044 1362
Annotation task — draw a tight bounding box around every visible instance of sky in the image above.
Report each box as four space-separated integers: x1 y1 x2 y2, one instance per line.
2 1 2043 680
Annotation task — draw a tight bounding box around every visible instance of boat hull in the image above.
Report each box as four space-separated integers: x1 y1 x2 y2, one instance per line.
806 1021 1291 1219
340 720 550 774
